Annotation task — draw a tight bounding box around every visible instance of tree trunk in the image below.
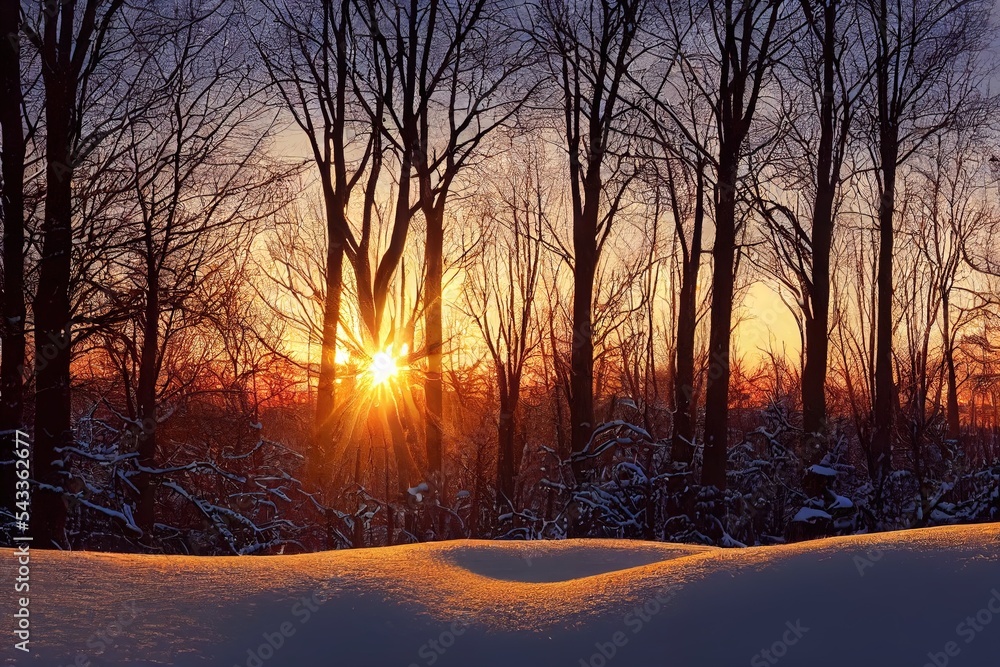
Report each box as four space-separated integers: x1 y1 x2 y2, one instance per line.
314 0 350 480
701 152 738 491
313 229 344 482
801 0 838 463
135 254 159 535
942 291 960 441
33 72 74 547
698 0 782 493
423 202 444 480
0 1 27 519
671 163 704 465
385 396 417 496
569 175 600 479
869 0 902 496
496 383 519 511
871 138 898 489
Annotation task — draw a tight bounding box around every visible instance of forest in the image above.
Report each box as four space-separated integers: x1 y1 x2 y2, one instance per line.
0 0 999 554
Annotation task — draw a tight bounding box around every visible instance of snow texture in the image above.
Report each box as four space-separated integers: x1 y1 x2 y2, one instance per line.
806 464 838 477
792 507 834 523
2 524 999 666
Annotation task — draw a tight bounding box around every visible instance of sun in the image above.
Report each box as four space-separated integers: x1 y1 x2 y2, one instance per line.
369 351 398 386
367 344 409 387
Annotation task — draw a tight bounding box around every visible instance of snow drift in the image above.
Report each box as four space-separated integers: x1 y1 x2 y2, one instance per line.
2 524 999 666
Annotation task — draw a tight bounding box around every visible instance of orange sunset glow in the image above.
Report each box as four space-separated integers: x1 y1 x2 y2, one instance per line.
2 0 1000 664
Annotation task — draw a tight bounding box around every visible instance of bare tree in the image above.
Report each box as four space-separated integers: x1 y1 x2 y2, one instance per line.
628 3 715 467
0 0 28 520
466 140 545 512
792 0 864 458
253 0 370 480
912 128 996 442
699 0 791 492
534 0 643 484
410 0 531 486
22 0 126 547
863 0 991 492
746 0 867 465
120 4 290 535
652 137 708 465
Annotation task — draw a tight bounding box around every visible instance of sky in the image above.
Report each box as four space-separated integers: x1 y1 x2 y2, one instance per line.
264 0 1000 370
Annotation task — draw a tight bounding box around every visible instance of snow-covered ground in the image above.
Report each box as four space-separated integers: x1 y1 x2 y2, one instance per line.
3 524 1000 666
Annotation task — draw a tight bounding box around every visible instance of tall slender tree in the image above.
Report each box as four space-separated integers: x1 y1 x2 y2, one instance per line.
748 0 865 464
0 0 28 522
255 0 367 481
535 0 643 481
795 0 860 458
123 4 286 535
23 0 126 547
630 4 710 466
864 0 991 493
467 142 545 511
701 0 789 491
